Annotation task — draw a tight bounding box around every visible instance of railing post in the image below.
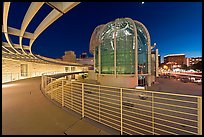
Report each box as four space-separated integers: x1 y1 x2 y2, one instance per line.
152 92 155 135
98 85 101 122
82 83 84 118
198 97 202 135
71 82 73 109
62 80 64 107
41 74 44 90
51 78 53 99
120 88 123 135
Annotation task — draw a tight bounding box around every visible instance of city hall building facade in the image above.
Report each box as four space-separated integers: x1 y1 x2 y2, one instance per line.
89 18 158 88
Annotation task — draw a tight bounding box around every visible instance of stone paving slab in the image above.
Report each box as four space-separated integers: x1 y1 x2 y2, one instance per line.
64 119 110 135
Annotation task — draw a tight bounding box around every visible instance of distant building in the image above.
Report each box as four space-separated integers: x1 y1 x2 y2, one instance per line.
185 57 202 67
62 51 76 63
164 54 185 69
80 52 88 58
158 54 161 67
76 57 94 65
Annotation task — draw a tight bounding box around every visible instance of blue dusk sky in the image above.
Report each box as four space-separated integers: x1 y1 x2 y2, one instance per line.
2 2 202 62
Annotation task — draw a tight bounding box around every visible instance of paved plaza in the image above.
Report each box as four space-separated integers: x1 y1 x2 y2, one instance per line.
2 77 119 135
147 77 202 96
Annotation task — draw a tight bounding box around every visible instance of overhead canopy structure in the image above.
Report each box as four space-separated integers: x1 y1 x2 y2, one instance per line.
2 2 81 65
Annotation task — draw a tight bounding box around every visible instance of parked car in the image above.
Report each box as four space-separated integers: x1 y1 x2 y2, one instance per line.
180 78 190 83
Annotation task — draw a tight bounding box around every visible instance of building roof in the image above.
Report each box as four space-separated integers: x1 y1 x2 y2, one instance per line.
164 54 185 58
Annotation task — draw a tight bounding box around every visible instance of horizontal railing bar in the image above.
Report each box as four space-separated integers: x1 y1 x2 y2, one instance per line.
84 90 99 98
64 96 71 100
84 86 99 91
100 109 120 119
123 95 152 103
153 96 197 104
84 98 99 105
83 82 100 87
72 98 82 105
123 91 152 98
154 127 178 135
72 84 82 89
99 91 120 98
100 102 120 111
84 111 99 120
72 107 81 114
100 113 120 123
71 87 82 91
100 117 121 129
64 103 71 108
122 113 152 124
151 91 199 98
154 117 198 130
72 95 82 101
123 120 153 134
155 106 197 117
100 120 121 131
122 102 152 113
71 104 82 111
123 126 144 135
100 105 121 115
154 101 198 110
123 108 152 119
72 91 82 97
153 111 198 123
100 99 120 107
100 88 120 94
84 104 99 112
71 81 82 85
100 95 120 102
154 122 197 135
123 117 152 130
84 95 99 102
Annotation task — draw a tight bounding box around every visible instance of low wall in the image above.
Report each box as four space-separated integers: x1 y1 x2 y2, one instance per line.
96 74 138 88
2 58 83 83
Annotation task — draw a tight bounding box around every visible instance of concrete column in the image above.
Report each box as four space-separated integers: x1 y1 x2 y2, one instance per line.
114 21 117 77
147 43 152 86
133 22 138 86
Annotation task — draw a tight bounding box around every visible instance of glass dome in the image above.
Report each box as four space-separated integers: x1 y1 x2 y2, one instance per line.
90 18 150 75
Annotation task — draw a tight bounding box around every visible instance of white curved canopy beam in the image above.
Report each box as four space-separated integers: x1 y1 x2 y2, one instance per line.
2 26 34 39
2 46 13 53
3 2 21 54
29 2 80 55
3 42 30 50
20 2 44 55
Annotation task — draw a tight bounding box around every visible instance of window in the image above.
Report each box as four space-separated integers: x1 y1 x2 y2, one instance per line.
71 67 75 72
21 64 28 76
65 67 69 72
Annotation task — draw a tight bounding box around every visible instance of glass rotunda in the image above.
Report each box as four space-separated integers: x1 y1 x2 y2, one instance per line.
89 18 153 88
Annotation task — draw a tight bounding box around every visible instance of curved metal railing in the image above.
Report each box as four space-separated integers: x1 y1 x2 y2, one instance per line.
41 74 202 135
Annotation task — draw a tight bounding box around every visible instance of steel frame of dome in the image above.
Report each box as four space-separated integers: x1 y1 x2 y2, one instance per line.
89 18 153 86
2 2 80 65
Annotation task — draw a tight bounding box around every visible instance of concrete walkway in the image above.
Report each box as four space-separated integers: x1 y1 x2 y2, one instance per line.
2 77 119 135
147 77 202 96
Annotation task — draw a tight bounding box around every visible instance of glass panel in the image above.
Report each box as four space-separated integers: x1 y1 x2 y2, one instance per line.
100 22 115 74
136 24 148 74
116 19 135 74
95 48 99 73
